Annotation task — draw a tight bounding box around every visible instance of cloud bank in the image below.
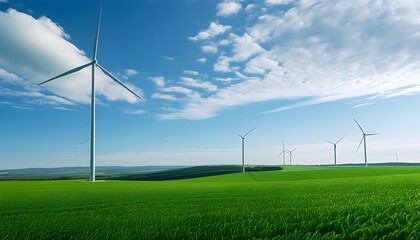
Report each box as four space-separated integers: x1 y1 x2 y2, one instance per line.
0 9 142 108
159 0 420 120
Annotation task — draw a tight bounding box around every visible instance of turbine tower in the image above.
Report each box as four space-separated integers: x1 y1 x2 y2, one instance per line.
76 138 89 177
38 0 141 182
237 127 256 173
354 119 378 167
323 136 345 166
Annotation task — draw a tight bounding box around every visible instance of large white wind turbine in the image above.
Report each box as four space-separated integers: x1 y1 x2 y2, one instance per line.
278 141 286 165
38 1 141 182
323 136 345 166
76 138 89 177
237 127 256 173
286 148 296 165
354 119 378 167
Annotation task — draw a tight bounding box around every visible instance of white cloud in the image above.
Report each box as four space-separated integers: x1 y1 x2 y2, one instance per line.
161 55 175 61
0 86 76 106
219 39 230 46
119 68 139 80
124 69 139 77
352 102 374 109
0 101 13 105
214 56 231 72
189 22 231 41
182 70 199 76
158 107 216 120
214 55 236 72
197 58 207 63
213 77 240 84
149 76 165 88
244 52 281 74
235 71 249 79
0 9 143 106
151 93 177 101
0 68 33 87
202 45 218 54
265 0 294 6
13 105 32 110
217 2 242 17
125 109 146 115
180 76 218 92
158 0 420 120
52 106 73 111
230 33 265 62
161 86 193 95
245 4 256 12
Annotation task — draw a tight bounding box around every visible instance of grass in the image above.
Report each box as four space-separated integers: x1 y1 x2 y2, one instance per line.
1 166 420 239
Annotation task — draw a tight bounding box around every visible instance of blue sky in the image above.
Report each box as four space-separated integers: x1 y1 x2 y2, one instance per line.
1 0 420 170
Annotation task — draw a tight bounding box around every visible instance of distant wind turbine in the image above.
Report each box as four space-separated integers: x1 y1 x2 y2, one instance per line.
38 0 141 182
278 141 286 165
286 148 296 165
354 119 378 167
76 138 89 177
237 127 256 173
323 136 345 166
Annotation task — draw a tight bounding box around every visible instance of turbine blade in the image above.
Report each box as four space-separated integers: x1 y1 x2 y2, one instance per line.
93 0 103 60
356 137 364 152
366 133 379 136
291 148 296 153
97 64 142 99
323 139 335 145
353 119 365 134
237 134 244 138
243 127 256 138
38 62 93 86
80 138 90 145
336 135 345 144
277 150 286 157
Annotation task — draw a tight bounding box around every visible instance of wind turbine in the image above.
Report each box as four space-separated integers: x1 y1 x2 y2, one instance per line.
323 136 345 166
354 119 378 167
76 138 89 177
237 127 256 173
286 148 296 165
38 1 141 182
278 141 286 165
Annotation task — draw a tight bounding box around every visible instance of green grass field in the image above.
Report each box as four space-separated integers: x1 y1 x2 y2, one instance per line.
1 166 420 239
